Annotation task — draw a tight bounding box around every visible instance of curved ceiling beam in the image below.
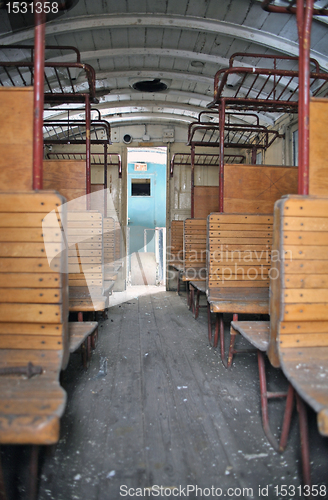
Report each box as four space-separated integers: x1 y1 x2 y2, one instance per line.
99 90 211 105
96 102 204 117
107 112 193 125
96 69 213 85
2 14 328 70
49 47 229 67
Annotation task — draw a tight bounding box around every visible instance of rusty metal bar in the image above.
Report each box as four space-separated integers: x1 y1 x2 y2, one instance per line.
299 0 314 195
33 4 46 190
257 350 281 451
104 142 108 217
190 145 195 218
0 61 98 103
1 44 81 63
85 94 91 209
219 102 225 212
28 446 40 500
262 0 328 16
0 451 7 500
279 384 295 451
296 392 311 486
297 0 305 192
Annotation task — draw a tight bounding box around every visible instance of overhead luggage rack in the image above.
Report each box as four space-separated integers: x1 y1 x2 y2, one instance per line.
170 153 245 178
47 151 122 178
43 119 111 144
0 44 98 104
208 53 328 113
187 122 283 150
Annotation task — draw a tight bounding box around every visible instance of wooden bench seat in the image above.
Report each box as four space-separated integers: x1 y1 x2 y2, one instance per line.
169 220 184 268
67 211 107 318
182 218 207 307
230 320 270 352
68 321 98 369
69 322 98 353
206 213 273 352
0 191 68 447
103 217 121 282
274 195 328 438
208 288 269 314
69 296 108 313
227 196 328 483
189 280 206 319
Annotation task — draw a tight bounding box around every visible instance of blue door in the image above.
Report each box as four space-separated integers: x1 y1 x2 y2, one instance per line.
127 155 166 257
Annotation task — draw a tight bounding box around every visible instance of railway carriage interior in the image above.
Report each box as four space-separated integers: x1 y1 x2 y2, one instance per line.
1 1 328 499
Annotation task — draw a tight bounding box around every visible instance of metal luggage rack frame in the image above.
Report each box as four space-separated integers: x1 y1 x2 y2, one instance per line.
46 151 122 178
170 153 245 178
208 53 328 113
43 119 111 144
0 44 98 104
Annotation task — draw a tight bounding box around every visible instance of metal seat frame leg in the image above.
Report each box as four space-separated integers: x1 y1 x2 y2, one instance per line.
258 350 294 452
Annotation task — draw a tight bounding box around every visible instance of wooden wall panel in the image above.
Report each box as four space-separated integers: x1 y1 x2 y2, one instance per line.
309 98 328 195
194 186 219 218
91 184 105 216
43 160 86 208
0 88 34 192
224 164 298 214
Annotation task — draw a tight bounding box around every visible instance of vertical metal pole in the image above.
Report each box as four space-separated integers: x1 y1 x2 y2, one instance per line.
296 393 311 486
191 145 195 218
251 147 257 165
219 102 225 212
85 94 91 209
297 0 314 195
302 0 314 195
0 449 7 500
104 144 108 217
33 3 46 190
28 445 39 500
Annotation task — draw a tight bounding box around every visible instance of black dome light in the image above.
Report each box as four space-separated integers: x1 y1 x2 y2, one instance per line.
133 79 167 92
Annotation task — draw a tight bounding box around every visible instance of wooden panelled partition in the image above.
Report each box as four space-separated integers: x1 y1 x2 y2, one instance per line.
309 98 328 195
223 164 298 214
0 88 34 192
194 186 219 218
43 160 86 208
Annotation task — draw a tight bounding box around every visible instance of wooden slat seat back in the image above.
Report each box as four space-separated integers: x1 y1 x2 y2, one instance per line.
104 217 115 264
0 191 68 444
103 217 116 280
67 211 107 311
270 195 328 436
169 220 184 269
183 218 207 281
114 220 122 263
207 213 273 313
